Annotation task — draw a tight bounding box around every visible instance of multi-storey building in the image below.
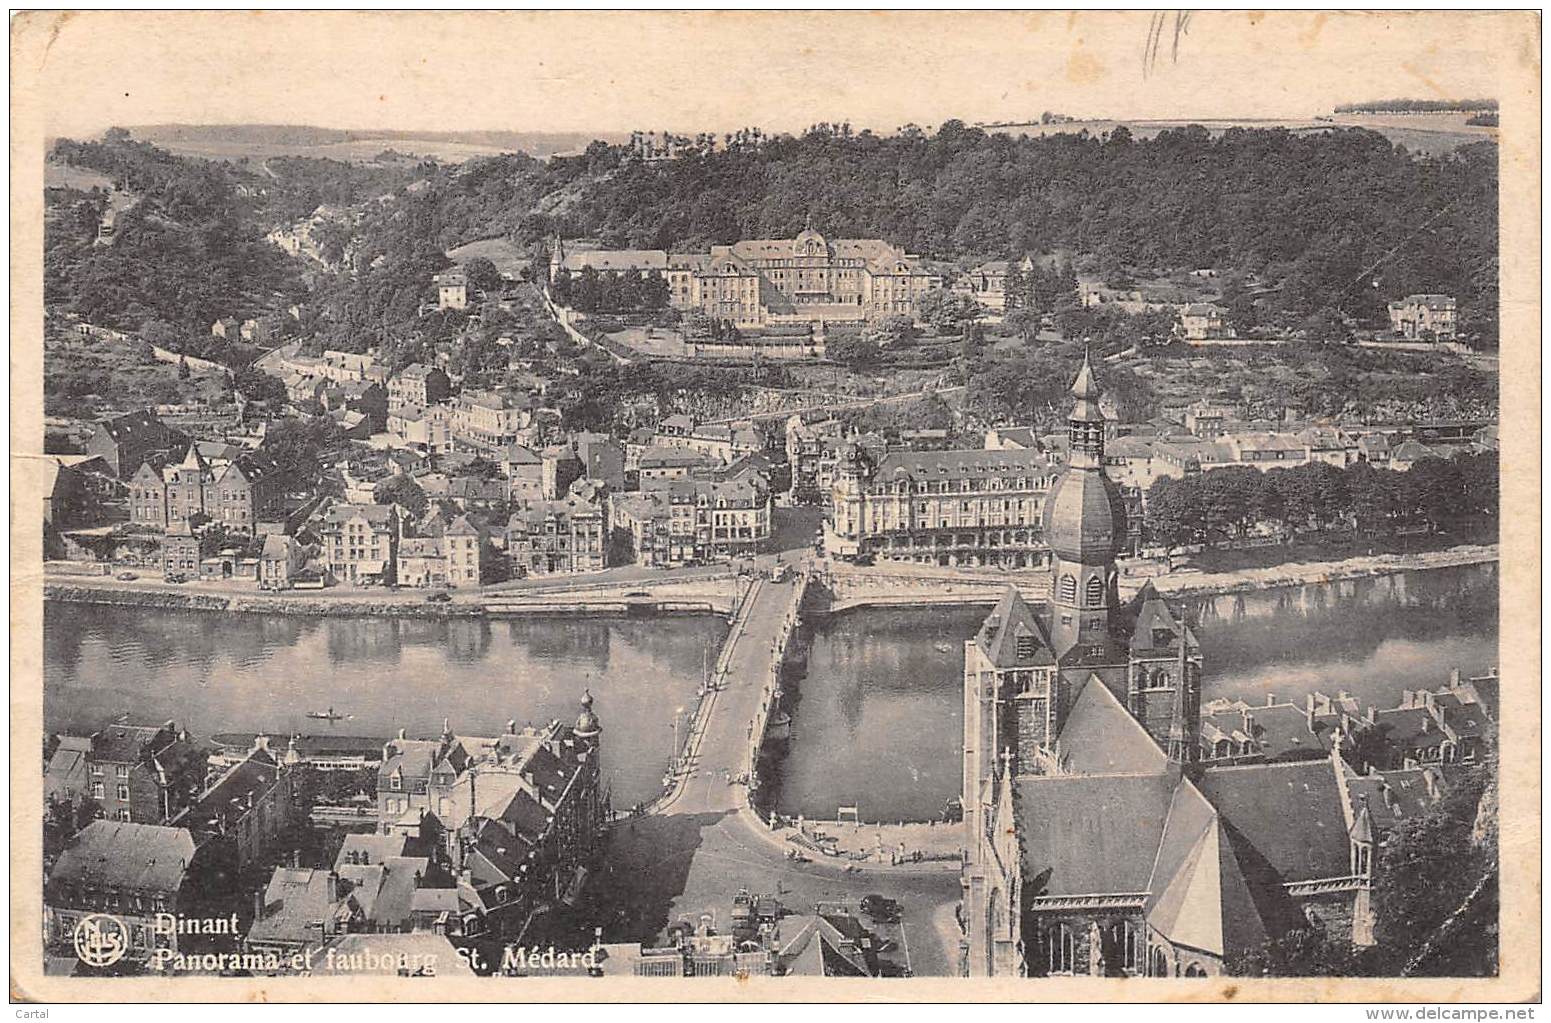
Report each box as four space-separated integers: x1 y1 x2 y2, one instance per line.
451 389 538 453
435 267 468 311
505 497 606 576
1388 293 1458 339
667 477 770 563
65 720 208 824
374 700 607 942
320 503 402 586
45 821 236 965
551 228 942 328
387 402 454 455
171 736 295 871
827 445 1061 568
85 409 189 479
128 445 281 533
388 364 452 409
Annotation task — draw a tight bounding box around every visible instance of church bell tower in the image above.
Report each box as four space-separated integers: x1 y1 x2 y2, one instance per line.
1041 351 1128 661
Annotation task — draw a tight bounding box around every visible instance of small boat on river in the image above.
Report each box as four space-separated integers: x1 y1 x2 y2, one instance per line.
306 707 352 722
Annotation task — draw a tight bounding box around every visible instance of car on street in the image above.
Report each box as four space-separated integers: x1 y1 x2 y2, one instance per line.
861 894 901 922
115 572 138 581
425 591 452 603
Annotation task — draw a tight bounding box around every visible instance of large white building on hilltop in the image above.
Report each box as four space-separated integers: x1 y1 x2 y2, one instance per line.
549 228 942 328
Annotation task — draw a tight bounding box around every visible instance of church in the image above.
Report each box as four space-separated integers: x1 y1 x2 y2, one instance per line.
961 355 1402 978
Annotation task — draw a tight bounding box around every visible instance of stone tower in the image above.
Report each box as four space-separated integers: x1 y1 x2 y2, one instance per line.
1041 351 1129 661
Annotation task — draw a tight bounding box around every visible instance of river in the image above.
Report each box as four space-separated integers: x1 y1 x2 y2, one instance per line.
766 561 1499 823
42 605 725 809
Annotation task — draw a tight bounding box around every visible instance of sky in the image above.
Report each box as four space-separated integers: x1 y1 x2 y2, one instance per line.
19 10 1531 140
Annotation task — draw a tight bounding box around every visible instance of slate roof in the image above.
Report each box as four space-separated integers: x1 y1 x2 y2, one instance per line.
975 587 1054 668
1056 675 1169 775
50 821 199 894
1016 773 1177 896
1196 760 1351 882
873 447 1055 481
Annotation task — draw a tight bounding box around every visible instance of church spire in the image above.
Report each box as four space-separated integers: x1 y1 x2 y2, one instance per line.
1165 640 1200 765
1067 346 1106 469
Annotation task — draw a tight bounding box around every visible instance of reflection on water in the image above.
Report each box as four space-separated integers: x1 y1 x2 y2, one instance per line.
43 604 725 809
771 563 1499 823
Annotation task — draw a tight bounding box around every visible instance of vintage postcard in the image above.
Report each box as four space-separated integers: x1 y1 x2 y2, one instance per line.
9 10 1540 1004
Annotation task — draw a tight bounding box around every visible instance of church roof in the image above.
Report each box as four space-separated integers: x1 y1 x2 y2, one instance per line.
975 587 1054 667
1055 674 1168 775
1016 773 1177 897
1041 468 1128 563
1196 760 1351 882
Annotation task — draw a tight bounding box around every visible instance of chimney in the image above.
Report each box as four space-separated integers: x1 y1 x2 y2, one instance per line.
1450 668 1462 689
326 870 340 904
291 849 301 868
253 889 266 919
1265 693 1276 707
507 719 517 735
1305 694 1316 730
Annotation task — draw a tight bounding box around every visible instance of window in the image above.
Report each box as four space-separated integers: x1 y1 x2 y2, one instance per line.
1045 923 1076 975
115 765 129 779
1149 946 1171 977
116 809 131 822
1085 575 1105 607
1058 575 1077 603
1184 962 1207 978
116 784 129 801
91 782 105 799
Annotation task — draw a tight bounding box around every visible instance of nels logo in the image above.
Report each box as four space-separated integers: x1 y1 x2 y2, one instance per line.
73 913 130 967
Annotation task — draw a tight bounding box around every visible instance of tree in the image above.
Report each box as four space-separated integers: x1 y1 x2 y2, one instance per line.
1145 475 1204 564
375 474 429 519
825 334 880 367
1200 465 1264 542
1004 306 1043 345
1372 754 1496 976
177 355 191 380
462 257 502 297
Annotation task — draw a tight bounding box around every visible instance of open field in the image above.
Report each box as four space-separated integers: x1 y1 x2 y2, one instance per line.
44 160 114 191
446 237 532 278
111 124 631 164
981 113 1495 156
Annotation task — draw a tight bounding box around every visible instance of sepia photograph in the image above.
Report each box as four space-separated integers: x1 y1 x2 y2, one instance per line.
9 9 1539 1003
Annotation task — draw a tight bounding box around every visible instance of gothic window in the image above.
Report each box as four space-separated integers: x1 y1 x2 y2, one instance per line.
1058 574 1077 603
1042 923 1076 975
1015 632 1037 659
1184 962 1208 978
1086 575 1105 607
1108 921 1143 974
1152 668 1172 688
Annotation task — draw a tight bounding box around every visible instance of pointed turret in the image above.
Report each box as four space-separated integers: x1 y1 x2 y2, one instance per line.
1165 654 1200 765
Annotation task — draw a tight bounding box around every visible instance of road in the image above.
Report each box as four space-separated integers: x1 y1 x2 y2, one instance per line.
587 568 965 977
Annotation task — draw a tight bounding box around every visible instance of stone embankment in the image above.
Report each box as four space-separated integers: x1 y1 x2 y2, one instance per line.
43 583 485 618
1138 543 1498 600
808 543 1498 613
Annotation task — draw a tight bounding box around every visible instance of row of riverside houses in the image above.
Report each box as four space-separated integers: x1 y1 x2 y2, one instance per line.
812 391 1496 568
42 694 605 975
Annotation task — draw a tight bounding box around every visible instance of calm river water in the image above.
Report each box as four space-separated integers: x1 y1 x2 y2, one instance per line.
767 562 1500 823
41 562 1498 822
42 606 725 809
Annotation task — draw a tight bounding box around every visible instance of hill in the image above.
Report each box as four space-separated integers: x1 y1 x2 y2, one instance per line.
115 123 630 163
